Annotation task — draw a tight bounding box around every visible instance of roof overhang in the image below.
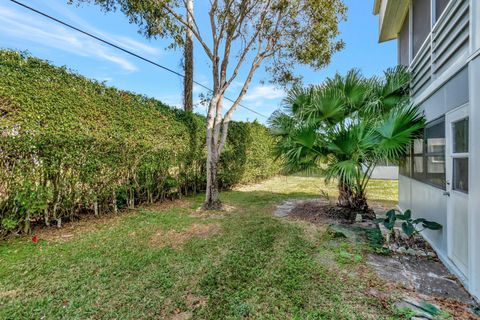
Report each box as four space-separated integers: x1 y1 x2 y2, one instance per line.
373 0 382 15
373 0 409 42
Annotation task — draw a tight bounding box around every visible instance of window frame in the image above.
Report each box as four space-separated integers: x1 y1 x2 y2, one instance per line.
451 117 469 194
399 116 446 190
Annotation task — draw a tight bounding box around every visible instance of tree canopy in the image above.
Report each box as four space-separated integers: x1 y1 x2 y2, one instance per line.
70 0 347 208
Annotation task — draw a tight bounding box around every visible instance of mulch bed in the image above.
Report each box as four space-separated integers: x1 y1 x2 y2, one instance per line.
288 199 372 225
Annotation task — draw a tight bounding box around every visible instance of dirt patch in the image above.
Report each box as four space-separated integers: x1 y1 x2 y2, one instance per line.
35 213 128 243
0 289 20 298
189 204 235 218
28 199 192 243
282 199 354 224
150 223 222 249
184 293 207 309
291 201 355 223
276 199 391 225
169 311 192 320
140 199 191 211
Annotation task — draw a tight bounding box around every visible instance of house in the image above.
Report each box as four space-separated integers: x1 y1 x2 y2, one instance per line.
373 0 480 301
364 161 399 180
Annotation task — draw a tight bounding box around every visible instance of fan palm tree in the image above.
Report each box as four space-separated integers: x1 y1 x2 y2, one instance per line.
269 67 425 216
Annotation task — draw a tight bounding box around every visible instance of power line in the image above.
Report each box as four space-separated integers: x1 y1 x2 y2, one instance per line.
9 0 269 119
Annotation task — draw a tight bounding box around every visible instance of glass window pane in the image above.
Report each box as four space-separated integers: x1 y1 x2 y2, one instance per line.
453 118 468 153
426 120 445 154
427 156 445 188
427 155 445 173
413 155 423 174
453 158 468 193
413 139 423 154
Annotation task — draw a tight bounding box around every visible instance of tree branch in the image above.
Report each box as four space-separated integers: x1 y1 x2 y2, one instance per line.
161 3 214 60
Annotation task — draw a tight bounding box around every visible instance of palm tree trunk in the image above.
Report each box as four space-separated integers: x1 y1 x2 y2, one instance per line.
183 0 194 112
337 180 353 207
337 181 374 218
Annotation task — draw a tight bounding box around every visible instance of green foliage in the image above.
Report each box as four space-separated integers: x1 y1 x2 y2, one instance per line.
270 67 425 210
70 0 346 86
376 209 442 238
0 176 403 319
0 50 279 235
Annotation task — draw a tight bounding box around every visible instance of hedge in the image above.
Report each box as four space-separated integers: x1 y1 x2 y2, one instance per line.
0 50 280 235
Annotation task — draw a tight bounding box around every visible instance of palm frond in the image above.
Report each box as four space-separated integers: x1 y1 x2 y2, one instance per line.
373 104 425 160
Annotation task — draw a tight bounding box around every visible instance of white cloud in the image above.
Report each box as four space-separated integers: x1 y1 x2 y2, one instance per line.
41 0 162 57
243 85 286 102
0 5 145 72
114 36 161 56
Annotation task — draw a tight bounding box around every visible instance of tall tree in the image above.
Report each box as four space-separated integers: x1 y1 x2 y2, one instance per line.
183 0 194 112
70 0 347 209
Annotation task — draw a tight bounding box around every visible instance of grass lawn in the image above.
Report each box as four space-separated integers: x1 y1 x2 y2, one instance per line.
0 176 402 319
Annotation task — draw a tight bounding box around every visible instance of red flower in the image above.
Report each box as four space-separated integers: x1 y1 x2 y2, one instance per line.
32 235 39 244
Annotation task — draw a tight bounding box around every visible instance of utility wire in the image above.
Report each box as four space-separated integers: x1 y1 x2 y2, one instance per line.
9 0 269 119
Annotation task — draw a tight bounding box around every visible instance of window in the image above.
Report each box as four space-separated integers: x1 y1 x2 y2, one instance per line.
412 0 431 57
452 118 469 193
412 138 424 180
453 158 468 193
425 119 445 187
453 118 468 153
435 0 450 22
399 117 446 190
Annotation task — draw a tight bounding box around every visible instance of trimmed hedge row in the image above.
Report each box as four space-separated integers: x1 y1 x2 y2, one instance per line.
0 50 279 235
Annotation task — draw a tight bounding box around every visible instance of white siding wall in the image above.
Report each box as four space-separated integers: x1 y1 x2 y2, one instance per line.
398 176 447 253
398 174 411 209
467 25 480 298
370 166 399 180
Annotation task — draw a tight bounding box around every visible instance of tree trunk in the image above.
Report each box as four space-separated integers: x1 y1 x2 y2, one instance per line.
44 208 50 227
24 211 31 234
349 193 375 219
112 189 118 214
128 188 135 209
94 195 99 216
183 0 194 112
337 181 374 218
337 181 353 207
204 152 221 209
203 95 221 209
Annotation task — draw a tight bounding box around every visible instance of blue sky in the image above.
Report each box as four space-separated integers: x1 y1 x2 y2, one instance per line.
0 0 396 123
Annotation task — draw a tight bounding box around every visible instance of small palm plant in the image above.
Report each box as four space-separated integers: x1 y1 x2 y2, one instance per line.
269 67 425 217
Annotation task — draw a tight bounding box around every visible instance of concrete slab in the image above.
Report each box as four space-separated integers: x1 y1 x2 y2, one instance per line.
367 254 474 304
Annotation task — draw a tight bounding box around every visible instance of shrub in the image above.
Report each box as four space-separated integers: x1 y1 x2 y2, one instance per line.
376 209 442 238
0 50 280 235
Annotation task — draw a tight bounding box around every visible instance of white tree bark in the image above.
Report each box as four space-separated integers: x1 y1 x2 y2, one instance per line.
163 0 278 209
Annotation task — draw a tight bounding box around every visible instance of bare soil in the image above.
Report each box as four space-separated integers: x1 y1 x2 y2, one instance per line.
287 199 379 224
29 199 190 242
150 223 222 249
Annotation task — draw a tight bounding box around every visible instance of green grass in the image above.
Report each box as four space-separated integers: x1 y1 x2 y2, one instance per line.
0 176 401 319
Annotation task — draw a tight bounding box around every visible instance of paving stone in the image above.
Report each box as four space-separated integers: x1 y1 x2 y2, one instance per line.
393 299 434 319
